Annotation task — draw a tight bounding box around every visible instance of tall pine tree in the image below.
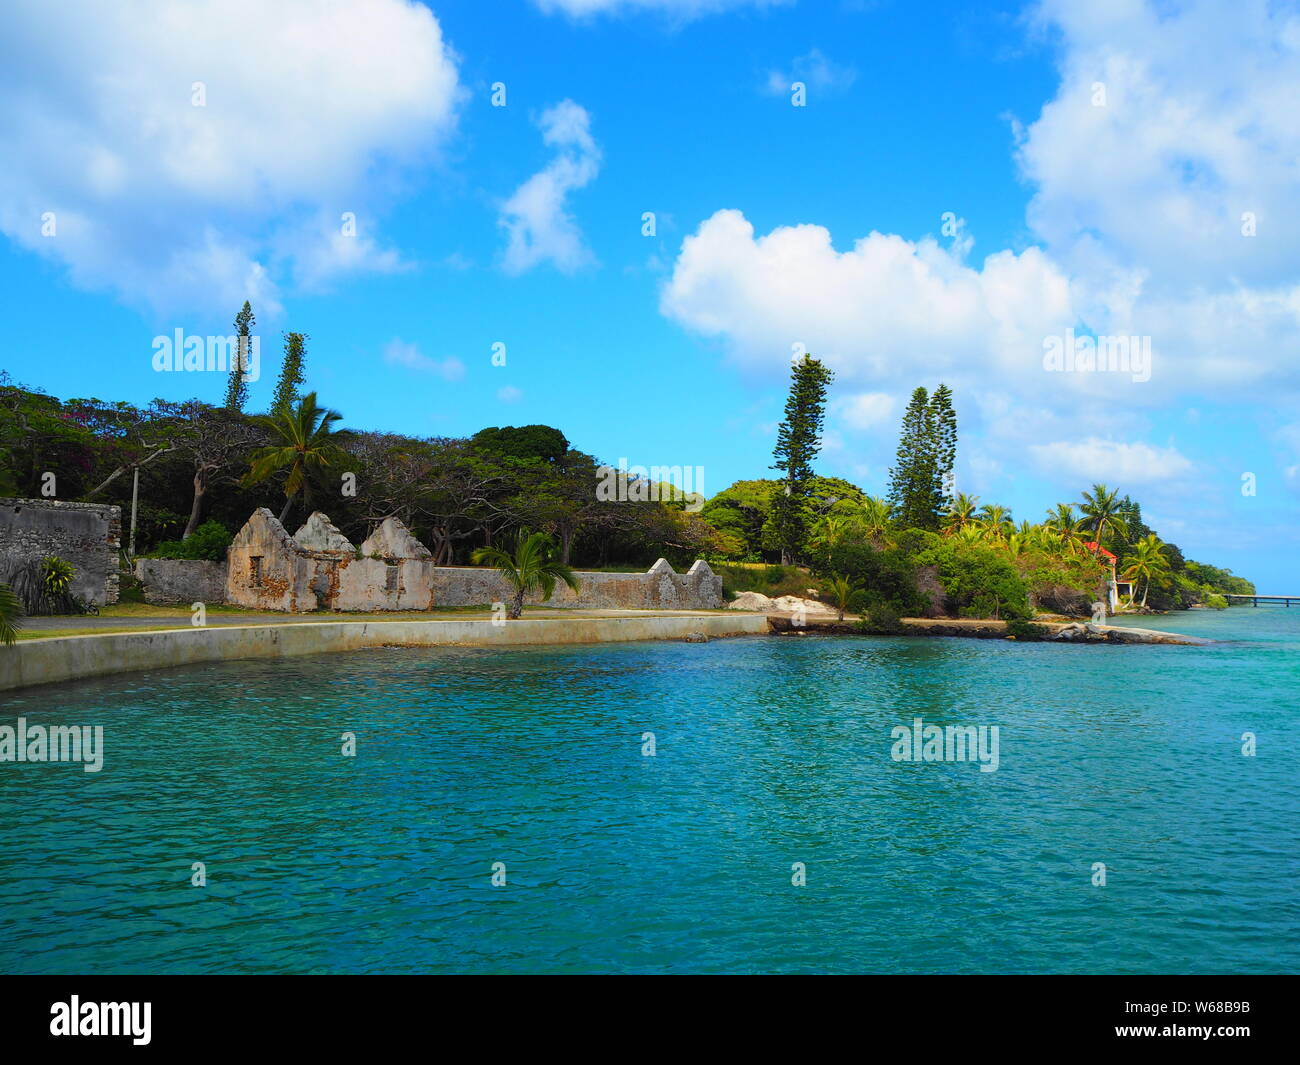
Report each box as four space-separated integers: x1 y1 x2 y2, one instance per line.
224 301 255 412
930 383 957 509
271 332 308 415
886 383 957 531
770 353 834 564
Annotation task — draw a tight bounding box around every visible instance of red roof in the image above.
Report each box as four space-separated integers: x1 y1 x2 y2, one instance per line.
1084 541 1117 562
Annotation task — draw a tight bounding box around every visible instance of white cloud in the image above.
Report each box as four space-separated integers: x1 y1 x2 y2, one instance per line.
1028 438 1193 485
660 1 1300 499
1010 0 1300 390
497 385 524 403
383 338 465 381
0 0 462 313
834 392 894 432
1020 0 1300 293
764 48 857 97
534 0 790 18
499 100 601 275
661 208 1076 395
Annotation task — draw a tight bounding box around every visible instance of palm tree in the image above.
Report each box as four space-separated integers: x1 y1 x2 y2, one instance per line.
243 393 349 525
472 529 581 619
1121 534 1170 607
1077 484 1129 550
827 574 858 621
1044 503 1084 556
809 514 850 554
858 496 892 546
976 503 1013 541
944 493 979 534
1045 503 1078 533
0 583 23 645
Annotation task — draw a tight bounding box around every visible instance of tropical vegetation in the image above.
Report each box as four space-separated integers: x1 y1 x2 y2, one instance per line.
0 310 1253 622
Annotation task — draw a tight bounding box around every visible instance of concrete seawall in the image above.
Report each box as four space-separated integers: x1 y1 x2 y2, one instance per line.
0 613 769 693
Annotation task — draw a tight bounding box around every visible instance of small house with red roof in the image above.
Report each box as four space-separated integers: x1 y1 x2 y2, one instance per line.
1084 541 1132 610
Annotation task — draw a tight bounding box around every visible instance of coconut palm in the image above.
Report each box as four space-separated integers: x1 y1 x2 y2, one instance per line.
976 503 1014 541
944 493 979 534
1077 484 1129 550
243 393 350 525
0 583 23 645
472 529 581 619
1121 534 1170 607
1045 503 1078 533
1044 503 1085 556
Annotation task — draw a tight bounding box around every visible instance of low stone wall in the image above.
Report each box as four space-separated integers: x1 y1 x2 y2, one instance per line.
134 559 228 605
0 497 121 605
0 613 768 691
430 558 723 611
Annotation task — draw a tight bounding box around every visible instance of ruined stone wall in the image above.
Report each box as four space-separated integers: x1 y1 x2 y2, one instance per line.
429 558 723 610
224 509 724 613
134 559 228 605
0 497 121 605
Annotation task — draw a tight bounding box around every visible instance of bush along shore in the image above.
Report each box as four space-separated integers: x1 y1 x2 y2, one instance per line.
764 613 1211 646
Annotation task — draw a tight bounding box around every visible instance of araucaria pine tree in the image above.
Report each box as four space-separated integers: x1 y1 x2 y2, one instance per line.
886 383 958 531
930 383 957 509
224 301 255 412
770 353 834 564
271 332 308 415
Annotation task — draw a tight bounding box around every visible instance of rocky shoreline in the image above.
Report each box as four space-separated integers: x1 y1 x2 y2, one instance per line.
727 593 1210 646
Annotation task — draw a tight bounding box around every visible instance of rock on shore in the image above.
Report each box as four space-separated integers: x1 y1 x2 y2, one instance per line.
728 591 835 615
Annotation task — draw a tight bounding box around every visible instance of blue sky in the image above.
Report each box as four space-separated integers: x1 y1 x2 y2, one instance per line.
1 0 1297 588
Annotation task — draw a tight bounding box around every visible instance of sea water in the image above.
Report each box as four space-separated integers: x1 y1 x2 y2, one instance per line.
0 608 1296 973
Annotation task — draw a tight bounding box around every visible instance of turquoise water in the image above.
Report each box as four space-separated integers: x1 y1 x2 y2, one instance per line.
1 608 1297 974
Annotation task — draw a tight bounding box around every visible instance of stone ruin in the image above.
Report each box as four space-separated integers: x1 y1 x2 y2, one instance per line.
222 508 724 613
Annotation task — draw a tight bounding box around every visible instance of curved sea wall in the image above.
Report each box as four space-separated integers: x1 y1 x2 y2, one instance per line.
0 613 767 692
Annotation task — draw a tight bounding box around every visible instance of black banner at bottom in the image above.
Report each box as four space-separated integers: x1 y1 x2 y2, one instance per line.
0 975 1289 1052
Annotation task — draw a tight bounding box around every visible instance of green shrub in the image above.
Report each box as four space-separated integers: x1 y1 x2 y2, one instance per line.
813 541 927 617
1005 618 1049 640
862 602 905 634
716 562 821 600
1202 592 1228 610
116 570 146 604
41 556 75 595
149 521 232 562
0 582 23 645
846 588 871 616
915 540 1032 620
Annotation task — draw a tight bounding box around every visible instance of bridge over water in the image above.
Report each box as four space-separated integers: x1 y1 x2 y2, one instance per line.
1226 594 1300 607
